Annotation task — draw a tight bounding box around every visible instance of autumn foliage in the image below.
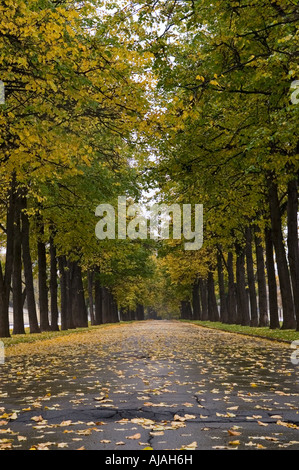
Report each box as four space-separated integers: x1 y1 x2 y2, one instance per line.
0 0 298 336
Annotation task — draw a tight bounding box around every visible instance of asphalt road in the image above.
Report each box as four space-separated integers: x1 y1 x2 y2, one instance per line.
0 320 298 451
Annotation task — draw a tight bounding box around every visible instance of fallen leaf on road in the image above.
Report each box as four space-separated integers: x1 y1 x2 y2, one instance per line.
126 433 141 440
181 441 198 450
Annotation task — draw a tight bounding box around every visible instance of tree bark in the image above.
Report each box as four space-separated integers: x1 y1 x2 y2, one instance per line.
267 176 296 329
192 278 201 320
101 286 110 323
235 243 250 326
94 268 103 325
12 192 25 334
119 306 126 322
199 278 208 320
265 226 280 329
66 260 75 330
180 300 192 320
87 270 95 325
245 226 258 326
20 195 40 334
226 251 237 324
287 178 299 330
0 174 16 337
37 217 51 332
68 261 87 328
217 250 228 323
58 255 68 330
136 303 144 321
207 270 219 322
254 226 269 327
49 235 59 331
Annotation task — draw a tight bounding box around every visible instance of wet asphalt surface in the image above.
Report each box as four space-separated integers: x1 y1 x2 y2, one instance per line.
0 320 298 451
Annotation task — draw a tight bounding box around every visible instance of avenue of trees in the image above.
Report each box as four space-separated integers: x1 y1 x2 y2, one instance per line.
143 0 299 330
0 0 298 337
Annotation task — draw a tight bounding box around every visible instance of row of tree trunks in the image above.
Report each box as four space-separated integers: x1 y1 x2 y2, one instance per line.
267 174 297 329
189 206 298 329
0 179 113 335
87 269 120 325
180 300 193 320
119 304 145 322
58 257 90 330
182 269 220 322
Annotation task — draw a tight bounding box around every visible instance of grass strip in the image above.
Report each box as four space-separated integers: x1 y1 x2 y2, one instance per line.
181 320 299 343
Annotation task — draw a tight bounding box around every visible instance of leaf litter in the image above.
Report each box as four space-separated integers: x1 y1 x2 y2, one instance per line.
0 321 298 450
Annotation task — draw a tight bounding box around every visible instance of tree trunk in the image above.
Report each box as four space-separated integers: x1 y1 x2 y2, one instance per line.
0 174 16 338
254 226 269 327
235 243 250 326
66 260 75 330
12 192 25 334
111 295 119 323
119 306 126 322
94 268 103 325
0 268 9 337
265 226 280 329
226 251 237 324
267 176 296 329
207 270 219 322
103 287 112 323
199 278 208 320
49 235 59 331
71 261 88 328
37 218 51 332
21 195 40 334
87 270 95 325
68 261 88 328
192 278 201 320
217 250 228 323
245 227 258 326
136 303 144 321
58 256 68 330
287 178 299 331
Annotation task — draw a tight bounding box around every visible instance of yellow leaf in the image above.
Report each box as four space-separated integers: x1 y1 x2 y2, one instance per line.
229 440 240 445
